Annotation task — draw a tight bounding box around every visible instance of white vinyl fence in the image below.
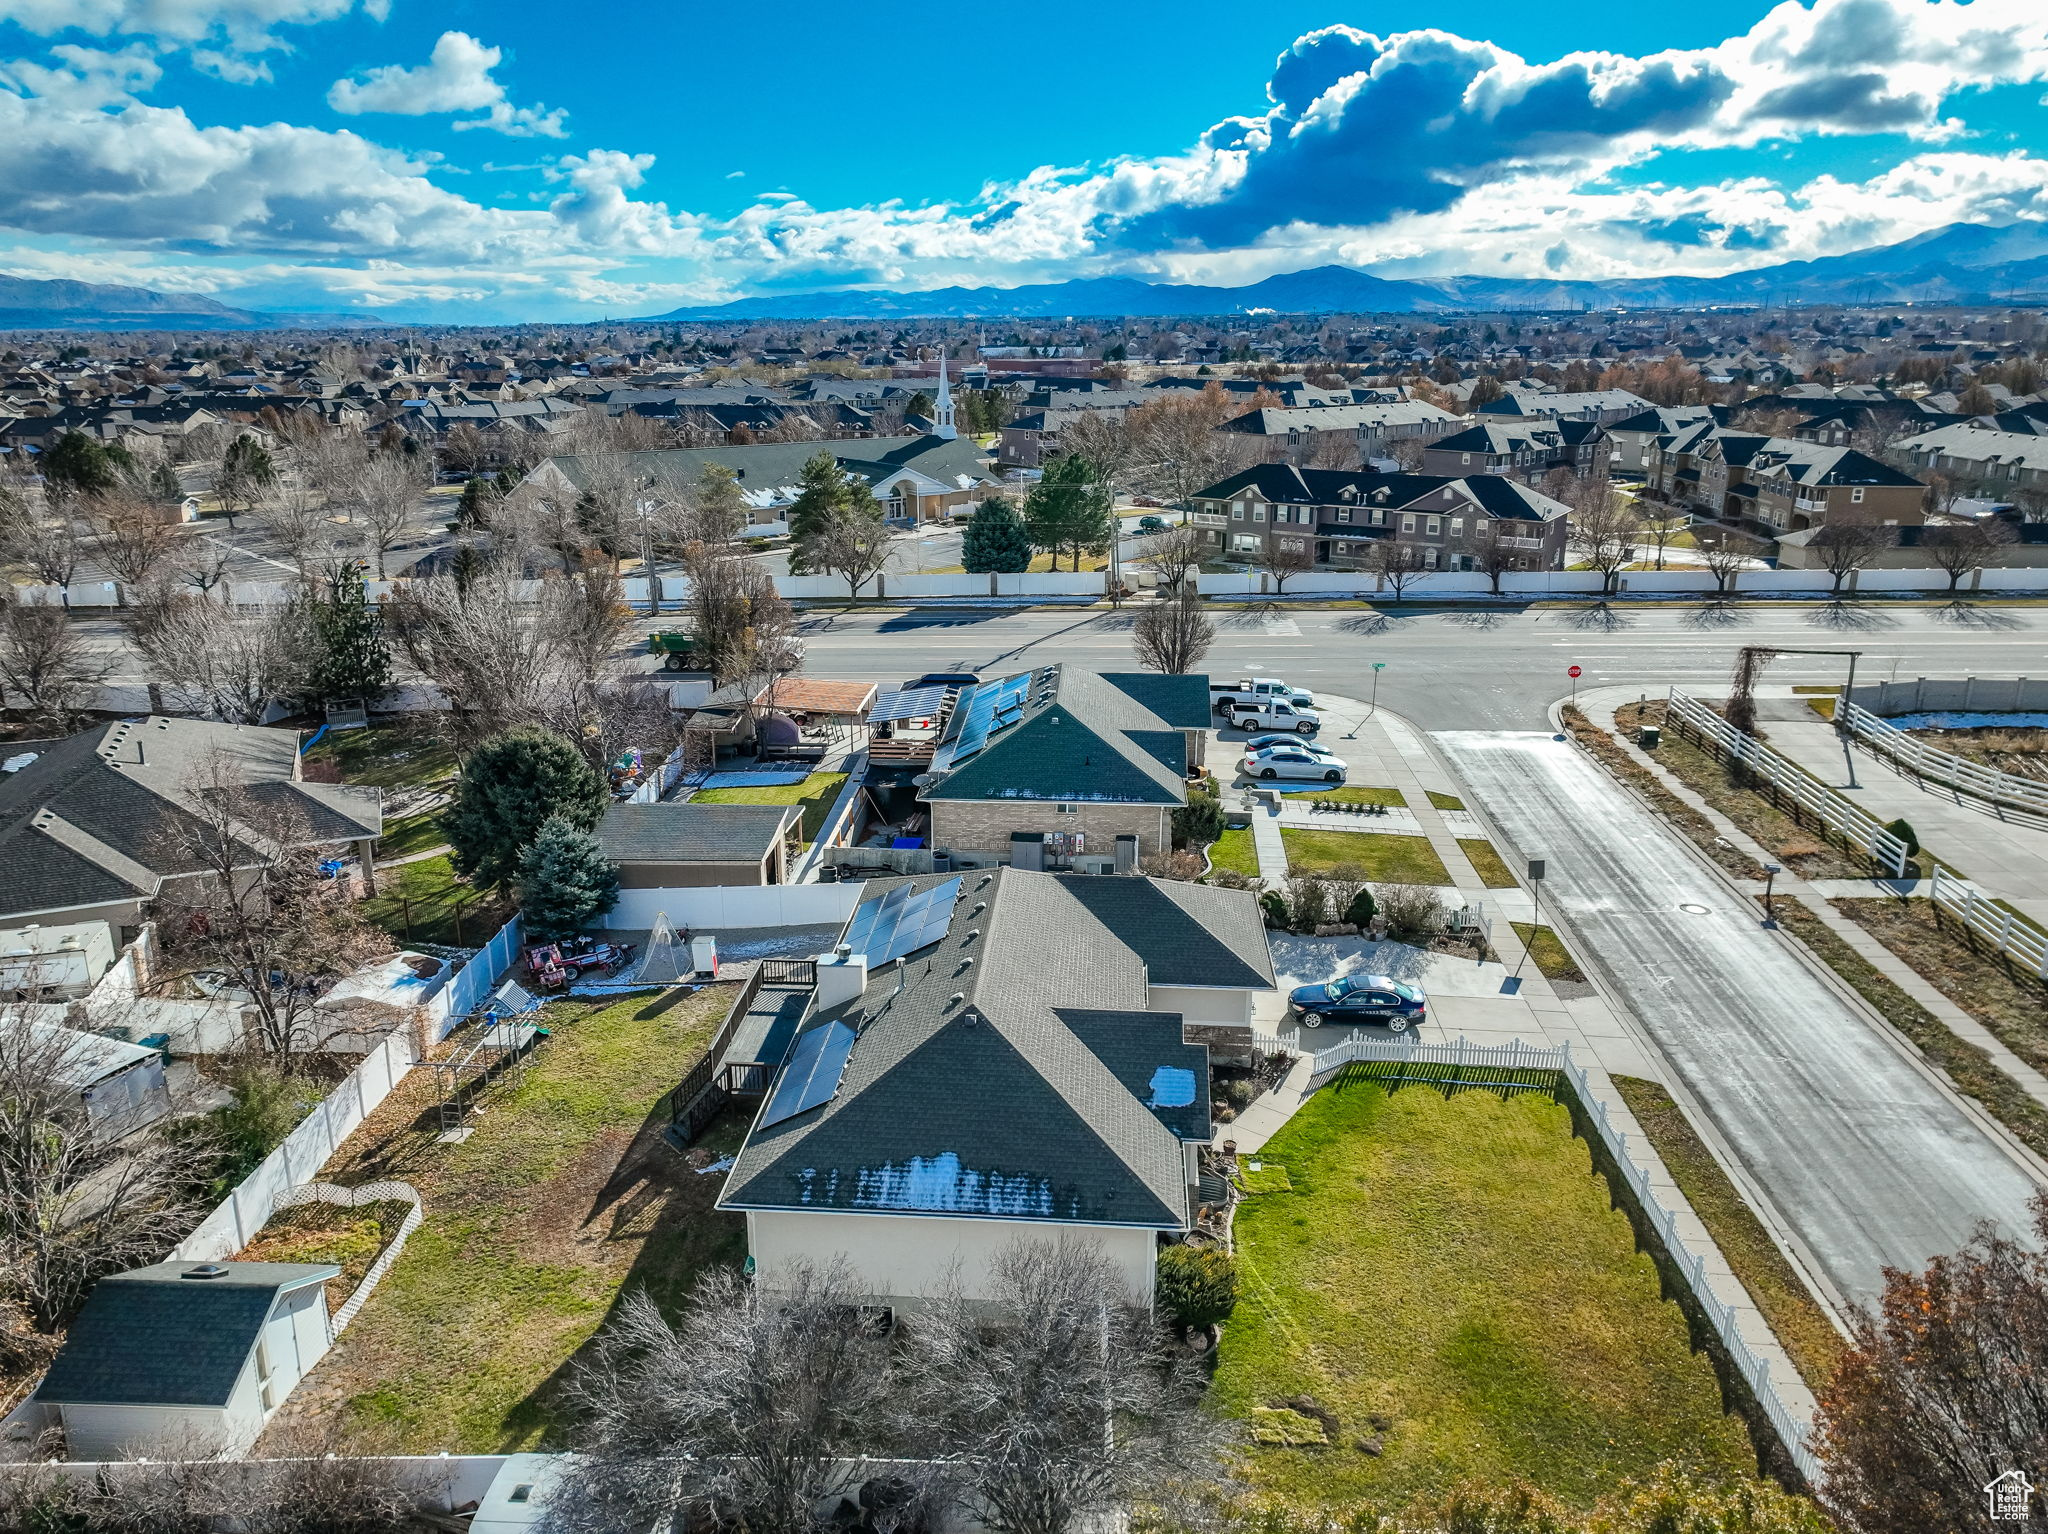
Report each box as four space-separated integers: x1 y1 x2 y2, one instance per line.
1269 1031 1819 1483
1928 865 2048 979
602 882 861 932
1837 699 2048 819
1665 690 1911 876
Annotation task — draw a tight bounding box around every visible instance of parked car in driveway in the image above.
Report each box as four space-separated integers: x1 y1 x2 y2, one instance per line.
1228 700 1321 734
1243 733 1341 759
1289 974 1428 1030
1241 745 1346 783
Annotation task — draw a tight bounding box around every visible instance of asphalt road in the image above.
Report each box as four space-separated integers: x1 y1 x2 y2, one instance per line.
1435 729 2043 1307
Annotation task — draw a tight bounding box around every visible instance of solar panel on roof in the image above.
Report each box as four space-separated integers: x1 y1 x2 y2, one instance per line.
759 1020 857 1129
947 674 1032 766
844 876 961 965
869 686 947 724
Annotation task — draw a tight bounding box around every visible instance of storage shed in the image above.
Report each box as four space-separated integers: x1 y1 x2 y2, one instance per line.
598 803 801 887
36 1261 342 1459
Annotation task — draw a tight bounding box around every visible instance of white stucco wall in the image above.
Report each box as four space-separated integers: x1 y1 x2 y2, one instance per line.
747 1210 1161 1309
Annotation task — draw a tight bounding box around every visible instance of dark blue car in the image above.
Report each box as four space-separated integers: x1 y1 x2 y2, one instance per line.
1288 974 1427 1030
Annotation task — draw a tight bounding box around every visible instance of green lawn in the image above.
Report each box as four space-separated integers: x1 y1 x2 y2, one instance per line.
360 855 508 948
692 771 849 843
1280 784 1405 806
1280 829 1450 885
1426 790 1465 811
1610 1077 1845 1391
302 719 457 793
375 811 449 862
276 989 745 1451
1508 922 1586 983
1459 839 1519 889
1213 1078 1756 1512
1208 824 1260 878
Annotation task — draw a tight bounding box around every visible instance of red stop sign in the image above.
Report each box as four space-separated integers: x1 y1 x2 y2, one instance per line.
1568 665 1582 678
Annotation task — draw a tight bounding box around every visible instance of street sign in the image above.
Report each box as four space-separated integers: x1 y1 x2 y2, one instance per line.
1568 665 1582 678
1527 859 1546 882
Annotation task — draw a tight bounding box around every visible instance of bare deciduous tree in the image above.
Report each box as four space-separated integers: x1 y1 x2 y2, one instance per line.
127 590 313 724
687 547 797 688
553 1262 892 1534
1123 388 1251 513
0 592 106 729
1364 537 1429 600
1136 524 1206 593
1695 526 1761 596
1810 520 1894 597
1132 588 1215 675
1918 518 2016 593
79 486 180 591
0 1005 212 1332
1253 536 1315 595
813 509 893 598
900 1241 1222 1534
150 751 390 1063
0 487 85 591
348 451 430 578
1558 476 1644 594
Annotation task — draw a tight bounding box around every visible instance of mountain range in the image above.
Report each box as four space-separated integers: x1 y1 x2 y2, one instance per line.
645 221 2048 321
0 276 384 332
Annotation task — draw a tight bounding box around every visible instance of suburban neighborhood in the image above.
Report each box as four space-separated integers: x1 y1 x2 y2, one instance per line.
2 2 2048 1530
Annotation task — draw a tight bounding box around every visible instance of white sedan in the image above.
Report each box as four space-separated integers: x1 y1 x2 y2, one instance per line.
1241 745 1347 783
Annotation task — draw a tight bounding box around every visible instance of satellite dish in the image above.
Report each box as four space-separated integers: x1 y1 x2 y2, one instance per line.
912 773 937 788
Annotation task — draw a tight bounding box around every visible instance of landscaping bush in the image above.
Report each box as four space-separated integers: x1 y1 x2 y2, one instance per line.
1285 874 1333 932
1173 790 1226 849
201 1065 329 1195
1156 1244 1238 1331
1373 883 1447 944
1260 890 1290 930
1345 885 1378 929
1884 817 1920 859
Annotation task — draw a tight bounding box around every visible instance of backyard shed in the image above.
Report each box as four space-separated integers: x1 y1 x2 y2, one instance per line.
2 1014 170 1142
599 803 801 887
36 1261 342 1459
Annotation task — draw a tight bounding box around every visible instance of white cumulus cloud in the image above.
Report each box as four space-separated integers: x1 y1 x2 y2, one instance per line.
328 31 566 137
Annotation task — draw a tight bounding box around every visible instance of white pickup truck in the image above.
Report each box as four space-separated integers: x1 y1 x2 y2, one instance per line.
1210 676 1313 716
1228 699 1322 734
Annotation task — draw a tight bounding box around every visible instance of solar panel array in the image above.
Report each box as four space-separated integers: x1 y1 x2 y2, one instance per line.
845 875 963 965
868 685 948 724
760 1019 857 1129
947 673 1033 765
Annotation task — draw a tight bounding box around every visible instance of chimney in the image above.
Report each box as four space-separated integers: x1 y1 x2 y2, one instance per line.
813 945 869 1011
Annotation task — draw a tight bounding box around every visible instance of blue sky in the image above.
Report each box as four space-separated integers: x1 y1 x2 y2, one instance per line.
0 0 2045 321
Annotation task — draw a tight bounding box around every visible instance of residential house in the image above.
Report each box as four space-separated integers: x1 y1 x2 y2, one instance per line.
37 1261 342 1459
1894 424 2048 501
1190 464 1569 573
0 717 383 930
1419 419 1605 479
1475 387 1652 426
1649 425 1925 536
598 803 802 888
717 865 1275 1308
1607 405 1720 476
917 668 1211 871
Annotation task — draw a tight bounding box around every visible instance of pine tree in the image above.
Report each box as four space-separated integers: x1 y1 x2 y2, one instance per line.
456 476 494 530
961 497 1033 573
149 462 183 503
785 451 850 573
306 576 393 704
441 729 610 894
42 432 119 498
516 816 621 940
1022 454 1111 571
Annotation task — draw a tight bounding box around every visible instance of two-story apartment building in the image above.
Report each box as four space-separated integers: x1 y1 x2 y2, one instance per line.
1649 425 1924 537
1189 464 1569 574
1893 424 2048 500
918 668 1211 873
1420 419 1606 479
1475 387 1653 427
1215 400 1462 466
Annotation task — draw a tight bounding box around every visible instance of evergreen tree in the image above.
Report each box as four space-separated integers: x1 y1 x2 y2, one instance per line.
785 451 850 571
456 476 495 530
961 497 1033 573
1021 454 1112 571
306 576 393 704
42 432 119 497
516 816 621 940
493 469 516 497
149 462 183 503
441 729 610 894
215 435 276 529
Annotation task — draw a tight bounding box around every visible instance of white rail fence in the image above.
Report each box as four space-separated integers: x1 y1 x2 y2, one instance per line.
1928 866 2048 980
1837 700 2048 820
1262 1030 1820 1484
1664 690 1911 876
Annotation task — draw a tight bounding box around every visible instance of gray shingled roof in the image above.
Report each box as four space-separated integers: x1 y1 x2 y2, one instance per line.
38 1262 339 1408
599 803 796 864
720 867 1269 1228
0 719 381 923
923 665 1191 806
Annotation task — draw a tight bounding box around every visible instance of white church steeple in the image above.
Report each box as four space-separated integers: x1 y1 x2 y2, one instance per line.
932 347 957 440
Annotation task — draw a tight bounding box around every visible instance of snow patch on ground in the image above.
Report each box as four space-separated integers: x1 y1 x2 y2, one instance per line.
1884 711 2048 731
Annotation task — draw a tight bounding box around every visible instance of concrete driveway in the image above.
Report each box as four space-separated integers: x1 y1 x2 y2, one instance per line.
1435 728 2043 1307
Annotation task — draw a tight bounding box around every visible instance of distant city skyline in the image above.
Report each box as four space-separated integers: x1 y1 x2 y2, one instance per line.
0 0 2046 322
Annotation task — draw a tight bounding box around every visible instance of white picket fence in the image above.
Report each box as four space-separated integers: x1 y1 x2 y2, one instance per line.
1268 1031 1819 1483
1837 700 2048 819
1665 690 1911 876
1928 865 2048 979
